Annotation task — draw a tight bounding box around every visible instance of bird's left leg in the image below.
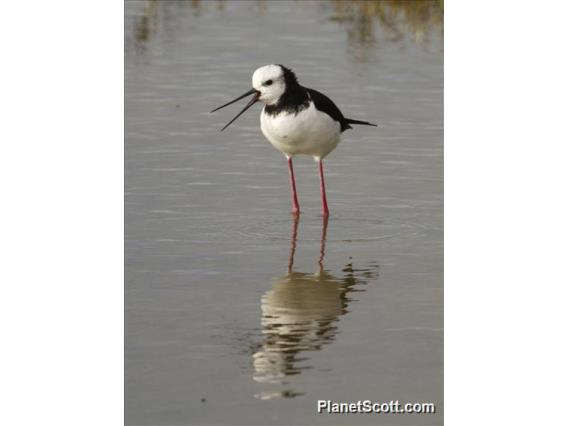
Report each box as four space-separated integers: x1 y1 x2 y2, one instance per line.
317 159 330 217
287 156 300 215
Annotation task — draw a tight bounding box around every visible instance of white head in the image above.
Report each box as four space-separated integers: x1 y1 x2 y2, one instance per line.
211 64 300 131
252 64 287 105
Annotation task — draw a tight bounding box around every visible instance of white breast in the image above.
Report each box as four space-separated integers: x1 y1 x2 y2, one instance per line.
260 102 341 160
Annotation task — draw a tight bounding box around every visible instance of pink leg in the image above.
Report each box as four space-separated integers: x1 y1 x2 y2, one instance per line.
318 160 330 216
287 157 300 215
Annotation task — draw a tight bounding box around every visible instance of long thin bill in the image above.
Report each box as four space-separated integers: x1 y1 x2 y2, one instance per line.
219 91 260 131
211 88 258 113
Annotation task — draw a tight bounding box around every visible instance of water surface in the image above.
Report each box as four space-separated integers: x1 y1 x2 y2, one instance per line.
126 1 443 425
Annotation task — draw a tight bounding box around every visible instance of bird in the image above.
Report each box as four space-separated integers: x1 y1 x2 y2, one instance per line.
211 64 377 216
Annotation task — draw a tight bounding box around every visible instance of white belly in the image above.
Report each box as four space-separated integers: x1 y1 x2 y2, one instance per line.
260 103 341 160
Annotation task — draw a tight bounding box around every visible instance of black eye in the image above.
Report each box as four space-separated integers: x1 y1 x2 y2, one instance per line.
264 79 273 86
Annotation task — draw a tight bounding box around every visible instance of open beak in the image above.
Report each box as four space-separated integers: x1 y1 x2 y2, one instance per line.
211 88 261 131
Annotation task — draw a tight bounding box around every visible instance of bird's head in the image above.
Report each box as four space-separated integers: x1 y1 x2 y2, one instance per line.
252 64 288 105
211 64 299 131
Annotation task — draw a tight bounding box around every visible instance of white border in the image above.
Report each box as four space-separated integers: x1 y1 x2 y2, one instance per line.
446 1 568 424
1 1 123 425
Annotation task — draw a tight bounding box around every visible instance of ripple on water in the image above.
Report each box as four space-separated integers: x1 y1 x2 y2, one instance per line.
220 213 432 244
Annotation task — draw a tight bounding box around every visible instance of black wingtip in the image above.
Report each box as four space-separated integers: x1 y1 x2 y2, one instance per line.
345 118 378 127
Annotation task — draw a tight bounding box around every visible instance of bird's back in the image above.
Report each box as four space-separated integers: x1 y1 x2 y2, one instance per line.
305 88 352 132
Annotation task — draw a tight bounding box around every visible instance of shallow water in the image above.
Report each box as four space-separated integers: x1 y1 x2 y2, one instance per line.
125 1 443 425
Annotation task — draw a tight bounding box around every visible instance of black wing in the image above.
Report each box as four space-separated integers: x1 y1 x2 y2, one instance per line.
345 118 377 127
307 87 378 132
306 88 351 132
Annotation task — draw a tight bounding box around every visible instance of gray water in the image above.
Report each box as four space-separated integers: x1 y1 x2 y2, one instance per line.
126 1 443 425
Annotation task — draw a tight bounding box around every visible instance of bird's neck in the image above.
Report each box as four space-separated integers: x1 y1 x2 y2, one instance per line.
265 85 309 116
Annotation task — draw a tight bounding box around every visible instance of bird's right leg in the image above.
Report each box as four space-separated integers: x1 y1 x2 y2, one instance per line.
317 159 330 217
287 156 300 215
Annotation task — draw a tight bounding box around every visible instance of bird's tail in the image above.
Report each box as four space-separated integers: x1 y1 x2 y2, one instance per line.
345 118 378 127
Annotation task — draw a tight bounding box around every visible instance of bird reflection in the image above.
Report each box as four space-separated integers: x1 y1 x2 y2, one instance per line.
253 216 378 399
